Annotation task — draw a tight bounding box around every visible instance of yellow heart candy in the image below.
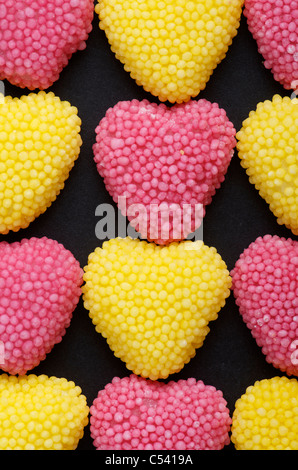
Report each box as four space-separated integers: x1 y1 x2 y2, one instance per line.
96 0 244 103
0 374 89 450
0 91 82 234
82 237 231 380
231 376 298 450
237 95 298 235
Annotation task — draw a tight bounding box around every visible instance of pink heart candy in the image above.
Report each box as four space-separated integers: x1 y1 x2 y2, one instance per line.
0 237 83 375
0 0 94 90
231 234 298 376
90 374 231 450
244 0 298 90
93 99 236 244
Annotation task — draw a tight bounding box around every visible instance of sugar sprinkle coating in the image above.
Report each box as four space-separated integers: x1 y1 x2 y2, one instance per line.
82 237 231 380
244 0 298 90
0 0 94 90
231 376 298 450
231 234 298 377
0 91 82 234
90 374 231 450
93 99 236 245
0 237 83 375
237 95 298 235
96 0 244 103
0 374 89 450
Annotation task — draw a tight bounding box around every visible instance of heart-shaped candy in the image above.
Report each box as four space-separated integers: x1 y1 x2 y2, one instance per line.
82 237 231 380
95 0 244 103
231 376 298 450
90 374 231 450
244 0 298 90
0 374 89 450
231 234 298 377
237 95 298 235
0 237 83 375
93 99 236 244
0 91 82 234
0 0 94 90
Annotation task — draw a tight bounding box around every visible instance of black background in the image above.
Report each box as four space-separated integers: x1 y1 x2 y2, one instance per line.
1 1 297 451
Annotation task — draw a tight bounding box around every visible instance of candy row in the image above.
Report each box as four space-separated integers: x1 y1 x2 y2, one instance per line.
0 1 296 101
0 231 296 450
0 91 297 239
0 371 297 450
1 233 297 380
